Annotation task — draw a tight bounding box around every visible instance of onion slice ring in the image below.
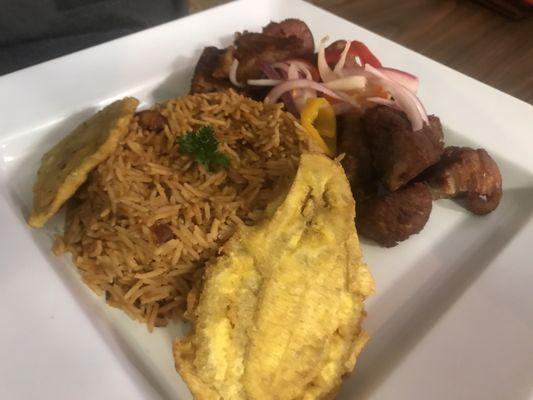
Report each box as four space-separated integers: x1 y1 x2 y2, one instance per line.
247 78 283 86
317 36 338 82
324 76 367 91
229 58 244 88
333 40 351 76
259 63 299 115
379 67 419 93
265 79 360 109
365 64 428 131
367 96 402 111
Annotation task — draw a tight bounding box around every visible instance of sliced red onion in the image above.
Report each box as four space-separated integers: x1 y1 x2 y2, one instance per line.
266 63 289 81
229 58 244 88
385 83 427 131
265 79 360 108
333 40 351 76
365 64 428 131
259 62 281 79
286 60 315 80
260 63 299 116
367 96 402 111
272 61 315 81
363 64 388 80
389 87 424 131
271 62 289 74
282 63 317 112
317 36 338 82
287 63 299 80
271 62 318 112
247 78 283 86
341 66 372 78
324 75 366 91
379 67 419 93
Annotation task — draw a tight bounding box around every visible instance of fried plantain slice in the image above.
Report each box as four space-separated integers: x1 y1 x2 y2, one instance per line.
174 153 374 400
28 97 139 228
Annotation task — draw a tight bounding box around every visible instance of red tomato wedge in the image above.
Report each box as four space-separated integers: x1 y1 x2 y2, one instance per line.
325 40 383 68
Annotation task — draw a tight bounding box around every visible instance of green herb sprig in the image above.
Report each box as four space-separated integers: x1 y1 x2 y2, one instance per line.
177 126 230 171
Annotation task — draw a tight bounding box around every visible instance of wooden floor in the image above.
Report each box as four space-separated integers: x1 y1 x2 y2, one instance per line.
188 0 533 104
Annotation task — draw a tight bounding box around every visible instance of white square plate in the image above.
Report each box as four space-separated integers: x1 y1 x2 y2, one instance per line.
1 0 532 399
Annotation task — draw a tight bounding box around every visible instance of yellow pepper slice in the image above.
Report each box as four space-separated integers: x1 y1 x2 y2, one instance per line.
300 97 337 156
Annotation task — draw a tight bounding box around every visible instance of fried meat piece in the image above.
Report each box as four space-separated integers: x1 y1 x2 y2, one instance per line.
136 110 167 132
190 19 314 95
262 18 315 54
356 182 433 247
425 146 502 214
151 223 175 244
190 46 238 94
233 32 312 81
338 112 377 199
211 45 236 79
362 106 444 191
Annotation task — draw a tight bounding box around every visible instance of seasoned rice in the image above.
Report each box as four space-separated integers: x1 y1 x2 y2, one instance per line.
56 90 312 331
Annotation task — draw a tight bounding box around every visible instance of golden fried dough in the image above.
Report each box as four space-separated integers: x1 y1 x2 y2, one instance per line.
28 97 139 227
174 153 375 400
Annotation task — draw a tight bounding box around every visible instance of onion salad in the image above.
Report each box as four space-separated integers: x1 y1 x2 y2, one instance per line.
228 36 429 132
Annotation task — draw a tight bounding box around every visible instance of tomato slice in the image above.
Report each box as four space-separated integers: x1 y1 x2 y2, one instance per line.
325 40 382 68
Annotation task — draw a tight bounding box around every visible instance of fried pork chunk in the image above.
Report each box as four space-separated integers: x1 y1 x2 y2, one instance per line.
362 106 444 191
190 46 240 94
338 112 433 247
174 154 374 400
262 18 315 54
425 146 502 214
190 19 314 95
338 112 377 199
356 182 433 247
233 32 311 82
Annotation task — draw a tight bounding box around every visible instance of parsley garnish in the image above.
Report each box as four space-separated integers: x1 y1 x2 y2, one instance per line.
177 126 230 170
